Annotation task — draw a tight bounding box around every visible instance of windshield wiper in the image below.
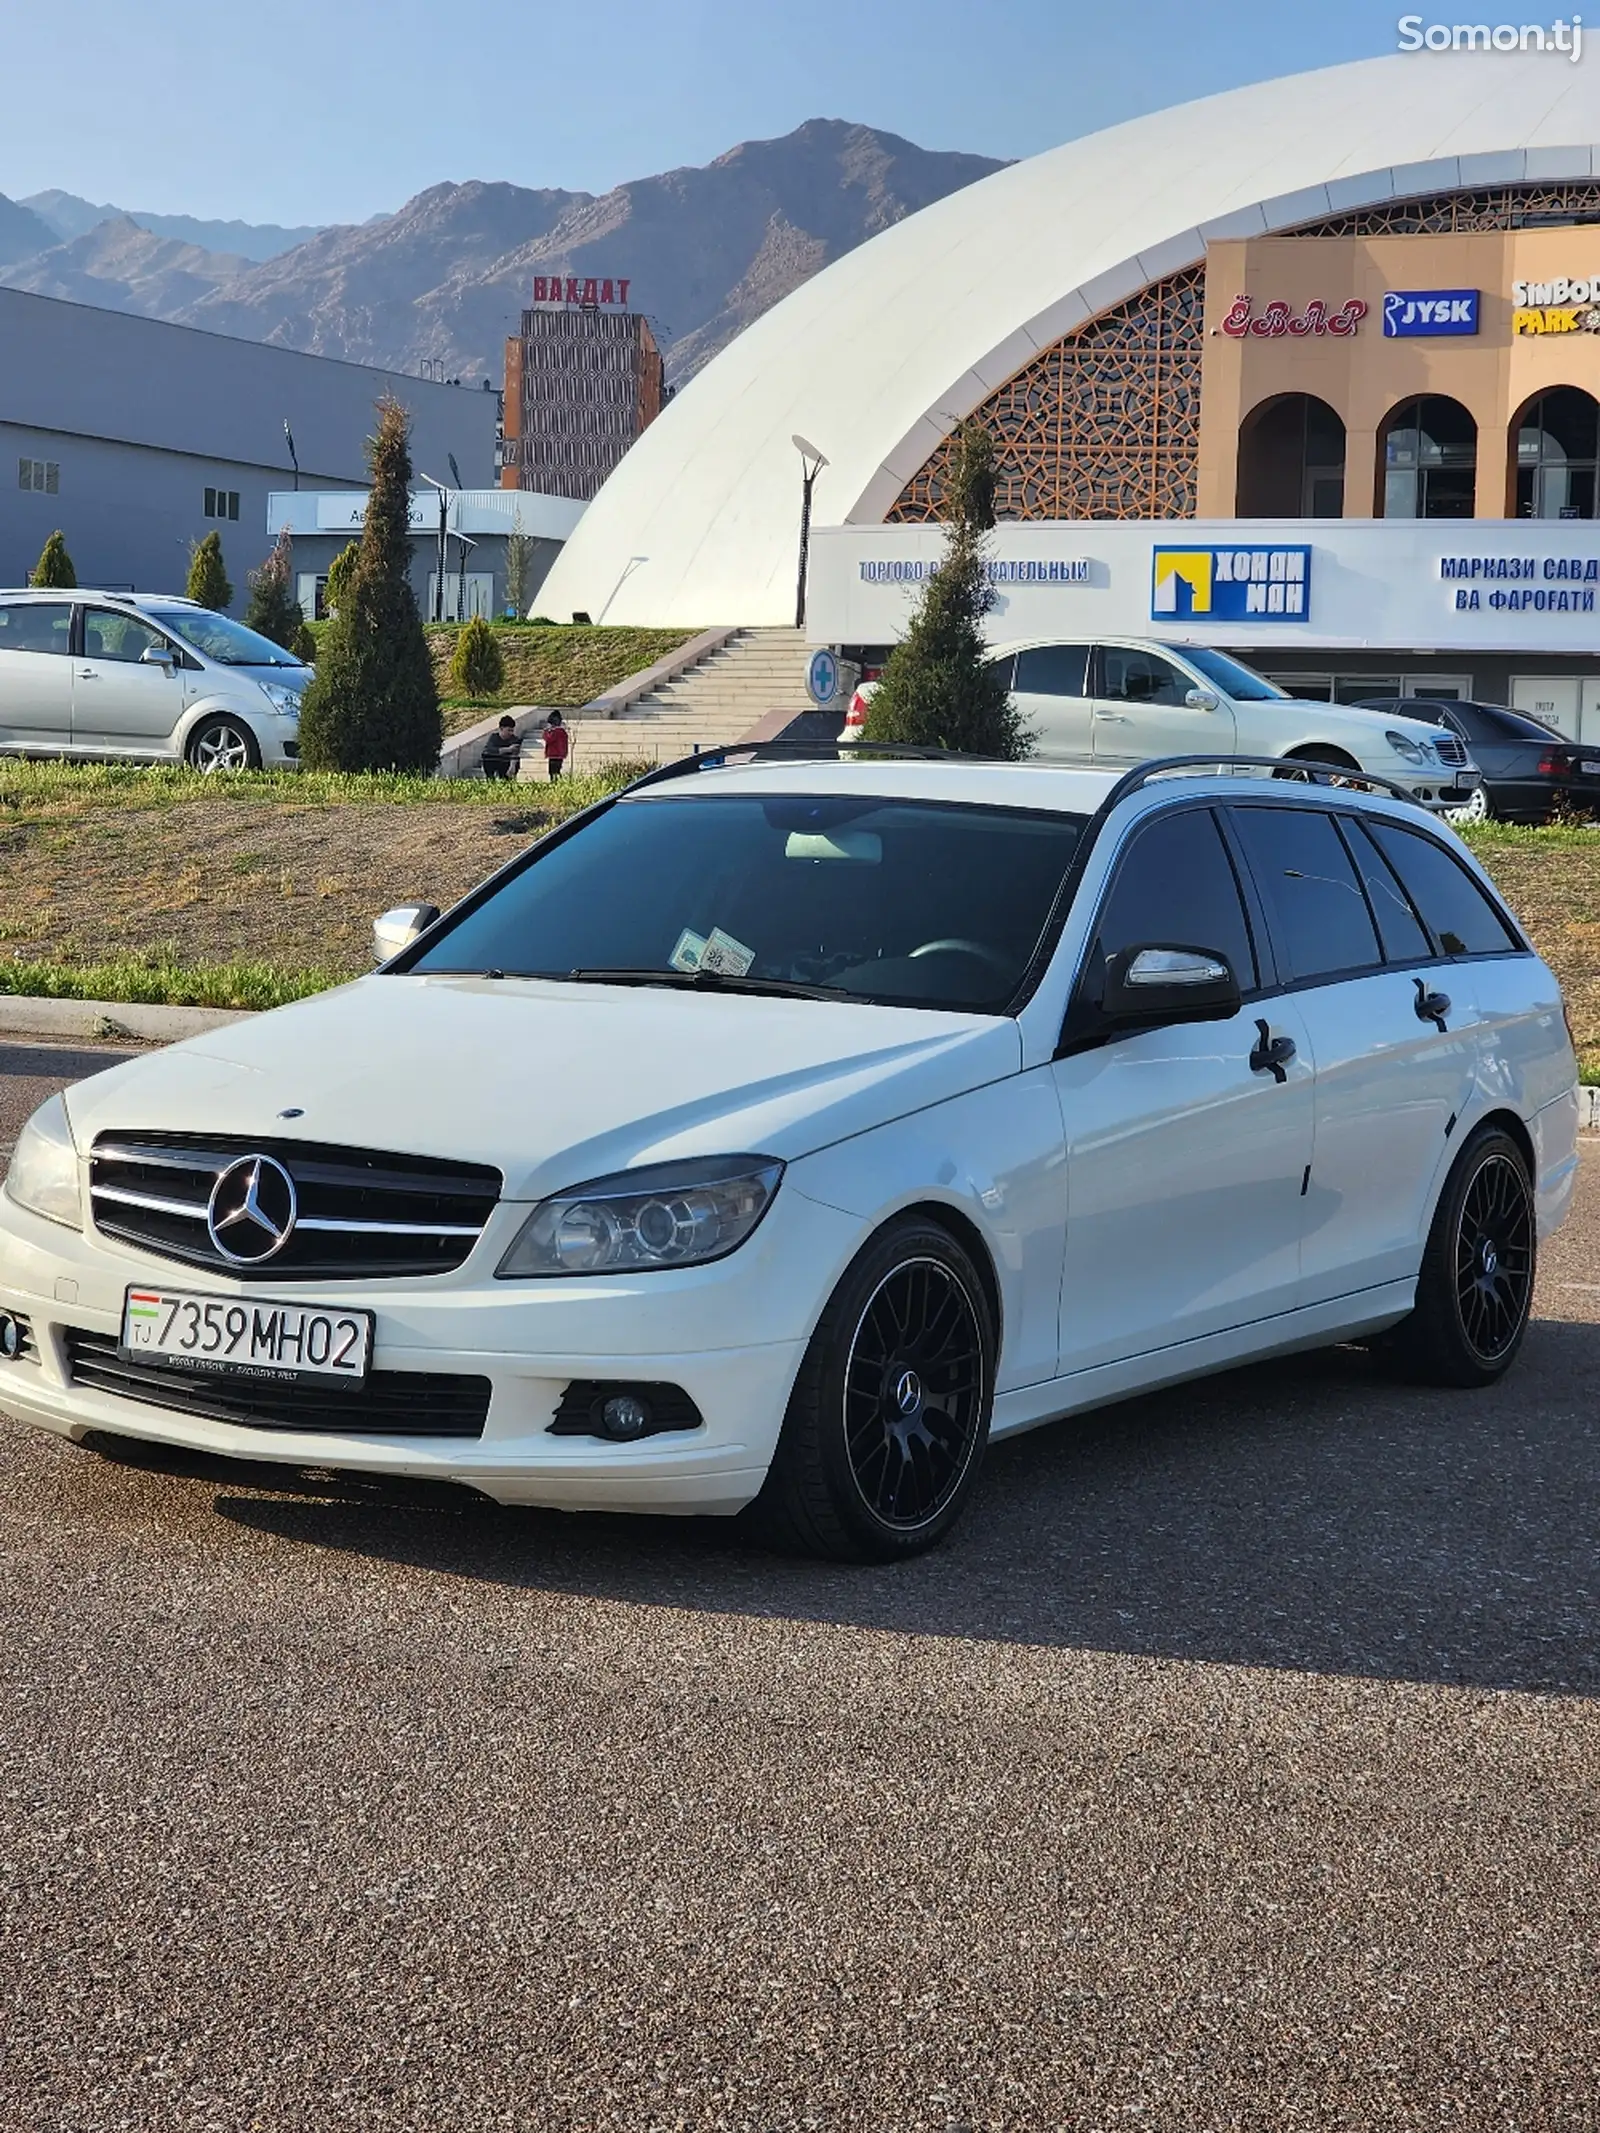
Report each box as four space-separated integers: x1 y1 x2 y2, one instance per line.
565 966 842 1001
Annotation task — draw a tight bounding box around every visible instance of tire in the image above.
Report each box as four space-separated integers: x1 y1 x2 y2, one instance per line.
1383 1125 1536 1387
1274 745 1361 783
755 1217 996 1562
186 713 261 773
1446 782 1493 826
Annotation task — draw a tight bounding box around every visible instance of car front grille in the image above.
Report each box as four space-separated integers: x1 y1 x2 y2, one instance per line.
65 1330 490 1438
88 1132 501 1280
1433 731 1469 767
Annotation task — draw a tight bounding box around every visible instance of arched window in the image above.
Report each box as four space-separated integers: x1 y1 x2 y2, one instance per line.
1381 397 1477 518
1515 388 1600 519
1236 394 1347 517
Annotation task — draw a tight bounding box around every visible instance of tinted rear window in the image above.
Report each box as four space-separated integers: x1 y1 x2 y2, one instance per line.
1013 645 1088 697
1229 805 1382 983
1364 822 1522 958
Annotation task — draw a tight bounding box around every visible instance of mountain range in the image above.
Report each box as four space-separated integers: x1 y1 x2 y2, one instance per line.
0 121 1005 384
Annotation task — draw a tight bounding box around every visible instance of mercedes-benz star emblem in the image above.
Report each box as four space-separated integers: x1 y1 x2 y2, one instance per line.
893 1369 924 1417
207 1155 298 1264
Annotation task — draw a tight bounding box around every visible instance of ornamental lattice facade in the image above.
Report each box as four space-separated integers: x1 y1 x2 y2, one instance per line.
887 181 1600 525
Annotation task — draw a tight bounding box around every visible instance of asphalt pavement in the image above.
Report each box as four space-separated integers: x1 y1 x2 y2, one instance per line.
2 1038 1598 2131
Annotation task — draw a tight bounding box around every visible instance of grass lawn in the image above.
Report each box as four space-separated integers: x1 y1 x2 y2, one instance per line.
0 764 1597 1060
0 759 646 1008
303 623 699 737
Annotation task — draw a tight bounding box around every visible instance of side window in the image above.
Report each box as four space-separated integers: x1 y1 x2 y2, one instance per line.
1365 821 1522 958
986 652 1016 692
84 609 168 664
1013 645 1087 697
1090 806 1257 995
0 601 72 655
1229 805 1382 983
1341 819 1431 963
1100 646 1189 707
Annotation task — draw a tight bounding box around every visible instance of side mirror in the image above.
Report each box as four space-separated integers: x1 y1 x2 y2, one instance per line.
1102 944 1241 1028
141 645 177 671
373 902 440 965
1185 686 1220 712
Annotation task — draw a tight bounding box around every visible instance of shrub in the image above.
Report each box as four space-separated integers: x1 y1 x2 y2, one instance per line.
862 423 1030 760
244 527 302 650
449 614 505 699
323 540 358 618
29 531 76 588
298 396 442 773
187 530 233 611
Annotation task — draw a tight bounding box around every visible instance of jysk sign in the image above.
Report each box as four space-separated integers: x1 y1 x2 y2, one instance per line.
1383 289 1480 337
1151 546 1311 623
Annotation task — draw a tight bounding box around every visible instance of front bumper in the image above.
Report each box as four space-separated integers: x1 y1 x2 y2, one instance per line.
1385 764 1481 812
0 1186 861 1516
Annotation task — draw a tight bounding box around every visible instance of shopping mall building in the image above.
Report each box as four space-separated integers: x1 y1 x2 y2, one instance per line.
539 44 1600 739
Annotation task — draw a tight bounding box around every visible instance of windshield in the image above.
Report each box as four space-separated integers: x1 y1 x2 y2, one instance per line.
144 607 305 668
1181 646 1287 702
407 791 1088 1012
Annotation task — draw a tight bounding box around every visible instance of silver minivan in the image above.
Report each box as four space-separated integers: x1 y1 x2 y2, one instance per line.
0 590 309 770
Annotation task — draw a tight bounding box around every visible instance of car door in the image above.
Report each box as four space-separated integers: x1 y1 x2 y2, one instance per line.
1051 801 1313 1374
0 599 74 750
1009 644 1095 762
74 607 189 751
1225 801 1483 1304
1091 644 1238 767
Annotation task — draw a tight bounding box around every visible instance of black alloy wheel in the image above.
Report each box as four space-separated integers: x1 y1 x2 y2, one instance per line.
1452 1148 1535 1364
1384 1126 1536 1387
842 1257 986 1530
756 1218 995 1561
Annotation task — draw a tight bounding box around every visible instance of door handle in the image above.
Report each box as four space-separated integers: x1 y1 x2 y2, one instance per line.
1249 1018 1297 1083
1413 978 1451 1031
1094 709 1129 720
77 667 99 679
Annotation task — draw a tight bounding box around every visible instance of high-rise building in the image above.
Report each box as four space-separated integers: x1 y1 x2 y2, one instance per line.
500 293 664 502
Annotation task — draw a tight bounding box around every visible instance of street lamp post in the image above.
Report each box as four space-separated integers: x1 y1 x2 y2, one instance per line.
283 420 300 493
420 472 451 621
792 434 828 630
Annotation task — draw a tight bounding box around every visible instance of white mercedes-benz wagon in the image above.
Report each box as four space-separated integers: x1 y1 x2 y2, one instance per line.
0 752 1579 1560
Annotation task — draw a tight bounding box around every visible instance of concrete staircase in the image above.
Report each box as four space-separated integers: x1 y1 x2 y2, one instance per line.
569 626 816 768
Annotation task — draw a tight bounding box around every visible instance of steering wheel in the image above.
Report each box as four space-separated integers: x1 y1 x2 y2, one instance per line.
907 937 1012 973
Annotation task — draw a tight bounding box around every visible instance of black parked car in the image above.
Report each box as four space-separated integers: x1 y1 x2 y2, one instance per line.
1352 697 1600 823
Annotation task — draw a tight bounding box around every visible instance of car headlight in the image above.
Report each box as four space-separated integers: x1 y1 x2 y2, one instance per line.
496 1156 783 1278
4 1093 82 1230
1385 730 1429 766
258 681 302 718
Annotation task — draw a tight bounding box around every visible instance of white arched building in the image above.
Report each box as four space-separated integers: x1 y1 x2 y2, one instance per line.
540 44 1600 728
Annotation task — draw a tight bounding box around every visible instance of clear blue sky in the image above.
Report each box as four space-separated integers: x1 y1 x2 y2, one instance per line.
9 1 1411 227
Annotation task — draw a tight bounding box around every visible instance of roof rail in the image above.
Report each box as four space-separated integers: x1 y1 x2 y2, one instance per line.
620 738 989 793
1097 753 1434 812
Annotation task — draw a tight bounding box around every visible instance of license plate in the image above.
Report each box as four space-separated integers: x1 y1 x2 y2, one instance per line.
120 1286 373 1385
1582 760 1600 777
1453 773 1479 793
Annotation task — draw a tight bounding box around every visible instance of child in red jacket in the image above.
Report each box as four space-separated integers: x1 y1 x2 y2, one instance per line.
542 710 570 780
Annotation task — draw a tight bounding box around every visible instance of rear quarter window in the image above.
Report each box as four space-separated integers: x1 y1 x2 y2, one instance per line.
1365 821 1522 958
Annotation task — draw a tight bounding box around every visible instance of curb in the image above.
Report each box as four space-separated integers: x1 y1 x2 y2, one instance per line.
0 996 253 1045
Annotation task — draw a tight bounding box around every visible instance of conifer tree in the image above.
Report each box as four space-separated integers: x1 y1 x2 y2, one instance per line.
29 530 76 589
298 397 442 773
861 423 1030 759
449 614 505 700
244 527 303 650
187 530 233 611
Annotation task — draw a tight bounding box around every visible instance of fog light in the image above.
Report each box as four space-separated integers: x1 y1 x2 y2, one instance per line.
0 1315 21 1361
601 1394 652 1440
